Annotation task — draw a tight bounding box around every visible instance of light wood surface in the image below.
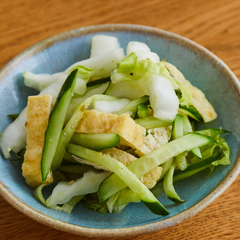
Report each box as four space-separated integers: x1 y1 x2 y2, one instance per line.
1 0 240 239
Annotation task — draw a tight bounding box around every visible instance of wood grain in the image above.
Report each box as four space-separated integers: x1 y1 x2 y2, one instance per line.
0 0 240 239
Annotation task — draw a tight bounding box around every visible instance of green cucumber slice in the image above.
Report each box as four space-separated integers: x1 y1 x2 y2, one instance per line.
58 163 95 174
182 114 202 158
135 116 172 129
158 158 174 182
167 114 186 200
163 161 185 203
151 147 222 199
172 114 184 139
182 113 192 135
66 143 169 215
176 152 188 170
7 114 19 121
106 188 140 213
173 147 222 182
137 103 150 119
191 147 202 158
70 133 120 151
41 69 78 181
178 105 204 122
172 114 187 170
98 133 215 202
86 77 111 87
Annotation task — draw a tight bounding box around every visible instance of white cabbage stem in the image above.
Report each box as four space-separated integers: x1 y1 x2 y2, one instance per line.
24 48 125 92
147 74 179 121
90 35 120 58
46 171 108 207
127 41 160 63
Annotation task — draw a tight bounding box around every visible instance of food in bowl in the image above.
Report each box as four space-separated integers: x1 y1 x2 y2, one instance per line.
0 34 230 216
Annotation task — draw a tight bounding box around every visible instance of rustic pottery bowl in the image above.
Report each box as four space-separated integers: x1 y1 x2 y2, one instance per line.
0 24 240 238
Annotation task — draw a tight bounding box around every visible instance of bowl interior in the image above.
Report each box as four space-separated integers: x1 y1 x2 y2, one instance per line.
0 25 240 235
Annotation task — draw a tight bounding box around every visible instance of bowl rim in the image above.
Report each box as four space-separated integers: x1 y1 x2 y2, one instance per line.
1 23 240 238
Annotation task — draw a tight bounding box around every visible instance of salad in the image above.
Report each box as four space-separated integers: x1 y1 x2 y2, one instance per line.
0 35 230 215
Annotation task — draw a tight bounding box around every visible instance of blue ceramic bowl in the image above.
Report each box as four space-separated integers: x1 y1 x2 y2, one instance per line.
0 24 240 237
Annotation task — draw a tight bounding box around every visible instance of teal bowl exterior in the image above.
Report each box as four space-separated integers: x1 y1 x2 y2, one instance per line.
0 24 240 237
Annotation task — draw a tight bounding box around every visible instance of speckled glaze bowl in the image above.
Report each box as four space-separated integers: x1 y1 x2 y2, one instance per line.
0 24 240 238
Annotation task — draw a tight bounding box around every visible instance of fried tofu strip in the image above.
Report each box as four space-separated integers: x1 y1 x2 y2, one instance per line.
135 127 172 157
109 114 146 150
163 62 217 122
75 110 146 150
22 95 53 187
75 109 118 133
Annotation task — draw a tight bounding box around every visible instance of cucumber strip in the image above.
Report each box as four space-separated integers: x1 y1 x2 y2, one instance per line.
106 192 121 213
41 69 78 181
190 143 218 164
107 188 140 214
163 161 185 203
86 77 111 87
104 81 114 95
152 147 222 199
58 163 95 174
151 181 165 198
172 114 187 170
172 114 184 139
191 147 202 158
183 114 202 158
135 116 172 129
178 105 204 122
170 114 186 200
53 171 69 182
116 95 149 116
154 167 210 199
98 133 215 202
137 103 150 119
66 143 170 215
176 152 188 170
182 114 192 134
70 133 120 151
7 114 19 121
35 183 49 205
51 94 119 172
173 148 222 182
158 158 174 182
62 152 77 162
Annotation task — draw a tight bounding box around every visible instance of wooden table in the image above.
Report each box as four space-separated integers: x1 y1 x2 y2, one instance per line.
1 0 240 239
